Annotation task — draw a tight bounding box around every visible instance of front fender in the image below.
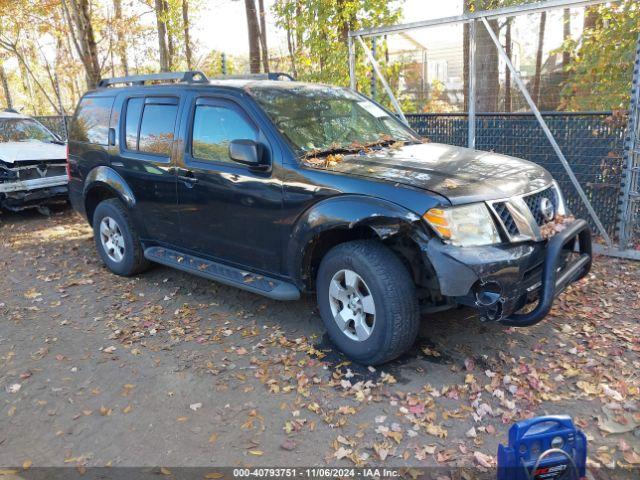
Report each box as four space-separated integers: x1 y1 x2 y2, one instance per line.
84 166 136 209
287 195 422 285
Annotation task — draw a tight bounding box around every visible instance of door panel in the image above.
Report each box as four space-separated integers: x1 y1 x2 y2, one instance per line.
176 97 283 273
114 95 180 244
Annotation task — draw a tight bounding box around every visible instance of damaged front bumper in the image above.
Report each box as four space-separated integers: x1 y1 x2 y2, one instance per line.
0 162 68 211
421 219 592 325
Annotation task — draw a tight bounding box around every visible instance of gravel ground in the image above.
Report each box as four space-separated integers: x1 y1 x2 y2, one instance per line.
0 206 639 477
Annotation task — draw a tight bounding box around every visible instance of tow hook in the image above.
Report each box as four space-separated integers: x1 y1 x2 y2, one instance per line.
474 280 505 321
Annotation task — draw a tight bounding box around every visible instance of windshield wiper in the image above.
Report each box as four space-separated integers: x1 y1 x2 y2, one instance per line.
48 139 66 145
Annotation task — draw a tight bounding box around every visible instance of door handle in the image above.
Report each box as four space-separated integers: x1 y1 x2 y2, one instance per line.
174 168 198 186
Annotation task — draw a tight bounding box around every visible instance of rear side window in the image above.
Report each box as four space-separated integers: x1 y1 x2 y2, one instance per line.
124 97 177 156
70 96 114 144
124 98 144 149
192 105 257 163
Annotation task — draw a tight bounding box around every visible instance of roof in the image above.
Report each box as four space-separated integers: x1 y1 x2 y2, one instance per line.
0 110 30 120
87 79 344 97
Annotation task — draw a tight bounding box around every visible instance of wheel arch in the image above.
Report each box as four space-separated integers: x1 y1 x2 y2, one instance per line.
288 195 425 291
83 166 136 225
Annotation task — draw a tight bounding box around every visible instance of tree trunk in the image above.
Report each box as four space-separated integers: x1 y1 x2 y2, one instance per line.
562 8 571 69
504 18 512 112
0 62 12 109
462 0 471 111
163 0 175 70
244 0 261 73
63 0 101 88
113 0 129 76
154 0 169 71
532 11 546 106
285 20 298 78
476 18 499 112
583 6 600 31
182 0 193 70
257 0 269 73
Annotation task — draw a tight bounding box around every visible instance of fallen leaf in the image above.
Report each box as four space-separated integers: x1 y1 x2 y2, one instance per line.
623 451 640 465
474 451 494 468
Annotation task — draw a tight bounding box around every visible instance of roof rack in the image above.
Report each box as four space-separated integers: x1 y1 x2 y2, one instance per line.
97 71 209 88
212 72 295 82
3 108 20 114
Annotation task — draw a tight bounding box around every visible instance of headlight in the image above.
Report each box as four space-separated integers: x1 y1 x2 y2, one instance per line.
423 203 501 247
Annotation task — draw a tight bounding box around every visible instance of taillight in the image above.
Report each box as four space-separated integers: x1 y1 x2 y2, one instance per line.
65 143 71 180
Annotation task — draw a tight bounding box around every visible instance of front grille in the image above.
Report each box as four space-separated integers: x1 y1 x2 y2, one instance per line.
9 161 67 181
490 185 559 240
523 187 558 226
493 201 518 236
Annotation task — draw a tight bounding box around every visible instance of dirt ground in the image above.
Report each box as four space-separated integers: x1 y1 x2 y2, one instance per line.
1 206 639 476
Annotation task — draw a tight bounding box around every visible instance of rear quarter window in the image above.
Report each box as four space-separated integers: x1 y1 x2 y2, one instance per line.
69 96 115 144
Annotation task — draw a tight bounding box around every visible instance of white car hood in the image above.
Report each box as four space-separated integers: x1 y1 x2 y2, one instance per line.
0 141 66 164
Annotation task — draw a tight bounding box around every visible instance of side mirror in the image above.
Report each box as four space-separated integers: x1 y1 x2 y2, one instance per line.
229 139 267 170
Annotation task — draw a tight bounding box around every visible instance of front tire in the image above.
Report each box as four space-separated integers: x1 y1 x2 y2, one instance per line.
316 240 419 365
92 199 149 276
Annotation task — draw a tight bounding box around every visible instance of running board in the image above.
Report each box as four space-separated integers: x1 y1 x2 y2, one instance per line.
144 246 300 301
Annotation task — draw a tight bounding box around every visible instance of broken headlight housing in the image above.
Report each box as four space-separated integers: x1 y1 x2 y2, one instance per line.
0 160 17 181
423 203 501 247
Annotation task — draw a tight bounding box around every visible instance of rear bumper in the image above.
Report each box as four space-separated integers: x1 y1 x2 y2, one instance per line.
421 219 592 325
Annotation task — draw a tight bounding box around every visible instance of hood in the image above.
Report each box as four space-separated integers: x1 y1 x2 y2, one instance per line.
315 143 554 204
0 141 67 164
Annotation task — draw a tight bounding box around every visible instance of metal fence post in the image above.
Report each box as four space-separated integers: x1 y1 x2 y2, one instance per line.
618 34 640 250
348 36 356 91
468 20 476 149
355 35 408 125
371 37 377 100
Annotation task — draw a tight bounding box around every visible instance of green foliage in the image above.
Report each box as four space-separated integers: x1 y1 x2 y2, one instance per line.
272 0 403 105
561 0 639 111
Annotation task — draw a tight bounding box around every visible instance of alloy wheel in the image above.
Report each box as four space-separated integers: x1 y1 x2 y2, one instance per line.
328 269 376 342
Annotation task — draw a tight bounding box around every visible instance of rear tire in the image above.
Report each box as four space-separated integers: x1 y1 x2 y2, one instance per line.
316 240 419 365
92 198 150 276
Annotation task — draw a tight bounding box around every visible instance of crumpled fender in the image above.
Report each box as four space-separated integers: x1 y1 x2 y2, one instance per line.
287 195 422 285
83 165 136 209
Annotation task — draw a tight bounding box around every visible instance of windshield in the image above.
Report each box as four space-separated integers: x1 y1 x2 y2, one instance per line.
247 84 419 155
0 118 56 143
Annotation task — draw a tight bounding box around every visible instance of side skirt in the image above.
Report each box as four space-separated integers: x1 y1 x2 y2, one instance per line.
144 246 300 301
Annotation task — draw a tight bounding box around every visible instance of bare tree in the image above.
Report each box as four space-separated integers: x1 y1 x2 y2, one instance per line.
476 17 500 112
244 0 261 73
154 0 170 71
0 61 12 109
113 0 129 76
257 0 269 73
504 17 512 112
182 0 193 70
562 8 571 69
164 0 175 69
532 11 546 105
61 0 101 88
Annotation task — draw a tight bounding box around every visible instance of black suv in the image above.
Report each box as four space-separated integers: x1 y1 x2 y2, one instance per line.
67 71 592 365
